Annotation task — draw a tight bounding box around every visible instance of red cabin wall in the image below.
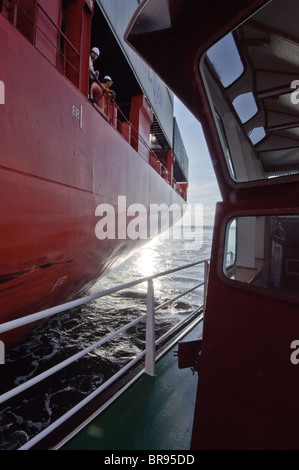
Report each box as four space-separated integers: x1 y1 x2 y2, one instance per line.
191 200 299 449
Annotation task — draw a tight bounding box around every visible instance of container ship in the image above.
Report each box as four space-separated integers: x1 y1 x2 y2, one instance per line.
0 0 188 347
3 0 299 452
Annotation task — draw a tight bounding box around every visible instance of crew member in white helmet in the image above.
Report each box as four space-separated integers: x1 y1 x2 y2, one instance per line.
101 75 116 99
89 47 100 81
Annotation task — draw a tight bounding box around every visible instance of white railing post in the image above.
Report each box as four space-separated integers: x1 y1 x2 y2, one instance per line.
145 279 155 376
204 260 209 311
0 340 5 365
0 259 209 449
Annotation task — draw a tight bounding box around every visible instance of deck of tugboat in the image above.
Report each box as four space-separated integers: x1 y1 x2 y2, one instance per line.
0 259 207 450
60 322 202 451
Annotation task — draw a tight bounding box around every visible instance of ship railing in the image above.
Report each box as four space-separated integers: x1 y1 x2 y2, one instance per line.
89 82 161 163
114 105 184 197
1 0 81 86
35 3 81 84
1 0 187 201
89 79 187 201
0 258 209 450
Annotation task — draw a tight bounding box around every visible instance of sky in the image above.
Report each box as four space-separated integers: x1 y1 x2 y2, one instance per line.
173 98 222 226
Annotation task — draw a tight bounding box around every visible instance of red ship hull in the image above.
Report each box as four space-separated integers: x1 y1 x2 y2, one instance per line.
0 11 184 346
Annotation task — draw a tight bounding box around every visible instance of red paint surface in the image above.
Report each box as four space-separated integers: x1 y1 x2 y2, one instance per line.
0 12 184 346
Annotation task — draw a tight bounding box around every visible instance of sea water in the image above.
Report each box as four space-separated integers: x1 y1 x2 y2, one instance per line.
0 225 213 450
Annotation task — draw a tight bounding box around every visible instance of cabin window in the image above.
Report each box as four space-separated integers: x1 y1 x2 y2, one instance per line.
224 215 299 298
200 0 299 183
225 219 236 268
232 93 258 124
248 127 266 145
206 33 244 88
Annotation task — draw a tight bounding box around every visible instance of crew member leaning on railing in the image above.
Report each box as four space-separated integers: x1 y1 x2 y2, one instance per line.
101 75 116 98
89 46 100 84
99 75 116 115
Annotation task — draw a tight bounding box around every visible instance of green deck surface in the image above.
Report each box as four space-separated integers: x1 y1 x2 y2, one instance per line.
62 323 202 450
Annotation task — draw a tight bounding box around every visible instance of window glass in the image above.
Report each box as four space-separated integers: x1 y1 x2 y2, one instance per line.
225 219 236 267
224 215 299 297
248 127 266 145
201 0 299 183
233 93 258 123
207 33 244 88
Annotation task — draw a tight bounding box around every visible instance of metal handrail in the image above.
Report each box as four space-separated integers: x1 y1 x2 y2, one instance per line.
91 83 161 161
34 4 80 77
0 258 209 450
36 4 81 58
1 1 80 78
156 308 203 347
113 102 179 192
20 351 147 451
0 259 208 334
154 281 204 312
1 1 186 200
89 80 186 200
0 314 147 406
